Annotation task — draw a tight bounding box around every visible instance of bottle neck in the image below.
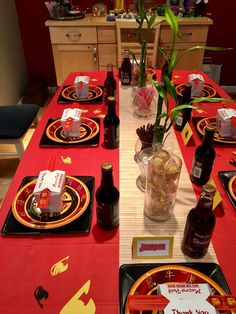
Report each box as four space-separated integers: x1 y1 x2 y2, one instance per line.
180 84 192 105
196 194 214 212
107 101 116 115
202 130 214 146
106 64 114 78
100 171 114 190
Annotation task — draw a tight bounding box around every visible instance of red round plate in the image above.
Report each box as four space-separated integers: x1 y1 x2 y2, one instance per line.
197 117 236 144
125 265 232 314
12 176 90 229
46 117 99 144
176 83 216 98
62 85 103 101
228 175 236 202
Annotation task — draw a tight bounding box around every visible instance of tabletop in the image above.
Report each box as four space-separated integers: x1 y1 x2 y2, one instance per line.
0 70 236 314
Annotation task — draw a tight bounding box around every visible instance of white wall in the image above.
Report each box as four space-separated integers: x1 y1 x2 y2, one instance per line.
0 0 28 104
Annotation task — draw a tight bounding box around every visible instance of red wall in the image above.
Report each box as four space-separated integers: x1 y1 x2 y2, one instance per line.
15 0 235 86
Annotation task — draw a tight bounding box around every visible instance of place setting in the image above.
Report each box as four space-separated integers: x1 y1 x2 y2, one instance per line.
1 155 95 235
39 108 100 147
58 75 103 104
120 262 234 314
192 107 236 145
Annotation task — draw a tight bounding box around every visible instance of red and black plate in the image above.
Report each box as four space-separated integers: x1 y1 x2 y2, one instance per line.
1 176 95 235
40 117 100 147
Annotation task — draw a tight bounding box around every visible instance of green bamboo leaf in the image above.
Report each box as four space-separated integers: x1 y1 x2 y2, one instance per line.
164 76 178 102
153 81 168 102
164 5 178 44
147 12 157 28
190 97 233 103
176 46 232 65
169 49 178 74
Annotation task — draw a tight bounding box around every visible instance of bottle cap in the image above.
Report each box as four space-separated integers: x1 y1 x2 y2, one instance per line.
205 124 216 133
101 162 113 172
202 183 216 195
107 96 116 102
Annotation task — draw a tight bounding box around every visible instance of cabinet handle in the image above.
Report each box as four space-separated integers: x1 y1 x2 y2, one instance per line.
179 32 192 37
93 47 97 63
66 32 82 41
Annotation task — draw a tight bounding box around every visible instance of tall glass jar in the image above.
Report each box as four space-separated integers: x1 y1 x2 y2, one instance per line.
144 147 182 221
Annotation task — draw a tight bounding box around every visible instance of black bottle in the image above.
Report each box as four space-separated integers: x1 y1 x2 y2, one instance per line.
120 49 132 86
96 162 119 230
190 124 216 185
181 184 216 259
104 96 120 149
174 83 192 131
104 63 117 105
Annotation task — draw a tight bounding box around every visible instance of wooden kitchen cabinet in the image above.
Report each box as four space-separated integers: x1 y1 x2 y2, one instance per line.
46 25 98 86
46 17 212 86
97 26 117 71
157 18 213 70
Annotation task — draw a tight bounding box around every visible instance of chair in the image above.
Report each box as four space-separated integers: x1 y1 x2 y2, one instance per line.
0 104 40 159
116 19 162 68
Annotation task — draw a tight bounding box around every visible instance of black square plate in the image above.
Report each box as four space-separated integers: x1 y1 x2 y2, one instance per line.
1 176 95 235
58 85 103 104
119 262 231 314
39 117 100 147
218 171 236 209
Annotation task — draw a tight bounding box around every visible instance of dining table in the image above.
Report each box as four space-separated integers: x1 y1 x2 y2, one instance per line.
0 69 236 314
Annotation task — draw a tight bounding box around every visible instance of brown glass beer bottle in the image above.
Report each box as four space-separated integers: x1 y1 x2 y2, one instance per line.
190 124 216 185
181 184 216 258
104 96 120 149
104 63 117 105
120 49 132 86
174 83 192 131
96 162 119 230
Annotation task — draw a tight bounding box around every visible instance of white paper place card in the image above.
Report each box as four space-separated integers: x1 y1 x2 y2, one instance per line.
61 108 81 138
132 237 173 259
158 283 217 314
74 75 89 99
33 170 66 212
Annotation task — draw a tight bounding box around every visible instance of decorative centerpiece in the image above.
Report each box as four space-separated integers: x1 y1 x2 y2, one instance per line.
135 4 232 221
131 0 159 119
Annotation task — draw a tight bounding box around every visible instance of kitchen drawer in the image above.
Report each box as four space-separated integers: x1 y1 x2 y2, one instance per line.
120 28 155 43
49 27 97 44
98 27 117 43
160 25 209 43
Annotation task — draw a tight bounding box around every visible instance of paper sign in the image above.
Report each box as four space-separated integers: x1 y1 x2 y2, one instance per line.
132 237 173 259
207 178 222 210
181 122 193 146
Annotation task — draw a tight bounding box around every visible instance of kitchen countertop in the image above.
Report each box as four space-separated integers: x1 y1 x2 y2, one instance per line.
45 15 213 27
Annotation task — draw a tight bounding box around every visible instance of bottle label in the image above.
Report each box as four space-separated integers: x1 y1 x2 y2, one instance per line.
121 71 131 84
191 232 211 247
96 202 119 228
191 161 203 179
104 126 119 147
176 115 183 126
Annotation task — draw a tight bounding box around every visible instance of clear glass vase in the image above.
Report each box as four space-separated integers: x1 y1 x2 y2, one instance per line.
132 86 156 119
144 148 182 221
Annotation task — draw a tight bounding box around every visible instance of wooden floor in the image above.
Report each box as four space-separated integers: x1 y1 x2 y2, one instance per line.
0 104 49 207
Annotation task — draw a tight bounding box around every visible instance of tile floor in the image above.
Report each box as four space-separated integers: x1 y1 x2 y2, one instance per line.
0 103 49 207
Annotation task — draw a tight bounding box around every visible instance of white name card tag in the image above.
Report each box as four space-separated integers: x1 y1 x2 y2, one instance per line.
132 237 174 259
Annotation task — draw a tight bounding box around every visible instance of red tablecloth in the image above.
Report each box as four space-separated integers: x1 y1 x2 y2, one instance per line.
0 71 120 313
169 70 236 294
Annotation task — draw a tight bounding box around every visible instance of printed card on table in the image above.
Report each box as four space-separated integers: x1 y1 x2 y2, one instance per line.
181 122 194 146
132 237 174 259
